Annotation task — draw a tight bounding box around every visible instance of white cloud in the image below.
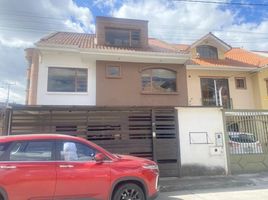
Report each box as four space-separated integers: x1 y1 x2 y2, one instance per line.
0 0 95 104
112 0 268 50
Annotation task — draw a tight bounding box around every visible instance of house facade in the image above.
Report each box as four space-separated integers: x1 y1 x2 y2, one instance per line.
25 17 189 106
184 33 259 109
25 17 268 109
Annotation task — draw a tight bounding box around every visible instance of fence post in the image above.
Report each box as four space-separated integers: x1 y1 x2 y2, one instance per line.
151 109 157 162
222 109 232 175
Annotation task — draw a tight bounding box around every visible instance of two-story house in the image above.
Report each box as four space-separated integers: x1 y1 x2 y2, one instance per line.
25 16 190 106
185 33 258 109
25 16 268 109
184 33 268 109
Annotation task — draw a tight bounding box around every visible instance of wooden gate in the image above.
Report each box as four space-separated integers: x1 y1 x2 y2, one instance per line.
3 106 180 177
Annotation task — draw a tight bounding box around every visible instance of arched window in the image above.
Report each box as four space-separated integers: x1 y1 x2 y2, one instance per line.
196 45 218 59
141 68 176 93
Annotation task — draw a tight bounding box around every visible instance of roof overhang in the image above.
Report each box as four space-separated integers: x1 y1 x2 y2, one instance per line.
36 44 190 64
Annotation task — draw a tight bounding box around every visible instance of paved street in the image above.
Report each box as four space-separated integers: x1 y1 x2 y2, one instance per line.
157 173 268 200
157 186 268 200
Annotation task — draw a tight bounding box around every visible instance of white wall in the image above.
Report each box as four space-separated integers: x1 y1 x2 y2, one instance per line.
177 107 228 176
37 51 96 105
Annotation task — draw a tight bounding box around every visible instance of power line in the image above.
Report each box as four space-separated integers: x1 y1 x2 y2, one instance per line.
171 0 268 6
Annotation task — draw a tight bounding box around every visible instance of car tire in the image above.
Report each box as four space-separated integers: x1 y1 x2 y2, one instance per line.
112 183 145 200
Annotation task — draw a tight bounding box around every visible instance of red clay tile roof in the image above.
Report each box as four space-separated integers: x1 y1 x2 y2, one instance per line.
37 32 183 54
225 48 268 67
37 32 268 68
188 48 268 68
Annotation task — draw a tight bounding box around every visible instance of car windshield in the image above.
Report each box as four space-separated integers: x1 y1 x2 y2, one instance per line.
229 134 257 143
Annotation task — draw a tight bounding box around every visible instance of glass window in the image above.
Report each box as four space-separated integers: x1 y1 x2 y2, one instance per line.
141 69 176 93
200 78 231 108
106 65 121 78
59 141 98 161
0 143 10 159
105 28 140 47
196 45 218 59
235 77 246 89
9 141 53 161
47 67 87 92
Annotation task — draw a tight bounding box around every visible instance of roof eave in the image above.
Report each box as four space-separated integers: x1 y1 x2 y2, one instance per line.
186 64 258 71
36 44 190 64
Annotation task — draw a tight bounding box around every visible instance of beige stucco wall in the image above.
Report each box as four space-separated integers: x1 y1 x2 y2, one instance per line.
187 69 256 109
252 68 268 109
96 61 188 106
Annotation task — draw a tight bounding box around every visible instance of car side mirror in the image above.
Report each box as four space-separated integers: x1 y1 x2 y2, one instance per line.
95 153 105 162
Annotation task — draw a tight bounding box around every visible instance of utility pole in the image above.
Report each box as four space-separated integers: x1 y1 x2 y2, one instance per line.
1 82 16 107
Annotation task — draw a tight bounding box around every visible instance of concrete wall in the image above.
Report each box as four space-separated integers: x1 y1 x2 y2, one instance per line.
36 51 96 105
177 107 228 176
187 69 256 109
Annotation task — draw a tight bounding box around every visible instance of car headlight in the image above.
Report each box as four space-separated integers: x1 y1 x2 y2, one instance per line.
142 164 159 171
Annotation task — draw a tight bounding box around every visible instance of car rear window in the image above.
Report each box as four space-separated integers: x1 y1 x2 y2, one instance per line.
10 141 53 161
229 134 257 143
0 143 10 158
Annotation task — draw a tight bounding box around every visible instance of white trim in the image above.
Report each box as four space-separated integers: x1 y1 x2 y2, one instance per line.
189 33 231 52
36 44 190 64
186 65 258 71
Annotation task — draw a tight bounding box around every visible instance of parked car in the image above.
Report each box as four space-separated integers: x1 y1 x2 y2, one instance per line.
0 134 159 200
228 132 263 154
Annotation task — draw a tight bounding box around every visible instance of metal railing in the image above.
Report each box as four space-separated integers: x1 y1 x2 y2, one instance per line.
224 110 268 155
202 98 233 109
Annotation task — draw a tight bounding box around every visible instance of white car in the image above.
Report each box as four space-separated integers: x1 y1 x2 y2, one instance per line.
228 132 263 154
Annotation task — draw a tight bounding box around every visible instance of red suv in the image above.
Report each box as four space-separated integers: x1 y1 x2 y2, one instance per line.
0 134 159 200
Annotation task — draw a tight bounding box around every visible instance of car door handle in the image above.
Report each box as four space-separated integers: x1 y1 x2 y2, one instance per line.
0 165 17 169
59 164 74 168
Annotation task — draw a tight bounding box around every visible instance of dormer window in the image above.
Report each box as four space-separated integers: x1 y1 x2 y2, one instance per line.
196 45 218 59
105 28 140 48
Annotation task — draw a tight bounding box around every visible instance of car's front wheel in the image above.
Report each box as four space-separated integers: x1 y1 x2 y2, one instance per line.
112 183 145 200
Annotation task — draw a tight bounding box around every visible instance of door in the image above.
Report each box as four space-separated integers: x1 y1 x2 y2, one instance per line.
0 140 56 200
201 78 230 108
54 140 111 200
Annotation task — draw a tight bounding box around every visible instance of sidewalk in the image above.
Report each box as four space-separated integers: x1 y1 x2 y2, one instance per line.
159 172 268 192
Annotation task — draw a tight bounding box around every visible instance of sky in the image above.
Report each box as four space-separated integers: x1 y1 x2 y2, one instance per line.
0 0 268 104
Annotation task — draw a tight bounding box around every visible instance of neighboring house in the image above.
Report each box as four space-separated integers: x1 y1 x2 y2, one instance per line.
184 33 263 109
25 16 189 106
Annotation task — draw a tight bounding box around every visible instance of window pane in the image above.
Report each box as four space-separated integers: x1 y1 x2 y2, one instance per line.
141 70 151 92
48 67 87 92
48 67 76 92
197 45 218 59
152 69 176 92
235 78 246 89
105 28 130 47
107 66 120 77
10 141 53 161
59 141 97 161
131 30 140 47
76 69 87 92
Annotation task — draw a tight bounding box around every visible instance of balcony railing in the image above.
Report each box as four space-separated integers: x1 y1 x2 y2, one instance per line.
202 98 233 109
